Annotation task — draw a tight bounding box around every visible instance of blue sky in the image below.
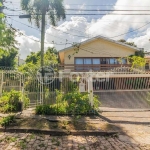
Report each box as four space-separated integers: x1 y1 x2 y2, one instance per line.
3 0 150 59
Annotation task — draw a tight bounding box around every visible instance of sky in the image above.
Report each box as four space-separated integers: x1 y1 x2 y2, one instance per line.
3 0 150 59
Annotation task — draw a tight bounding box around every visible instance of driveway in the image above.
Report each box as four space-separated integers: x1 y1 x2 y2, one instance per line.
100 108 150 145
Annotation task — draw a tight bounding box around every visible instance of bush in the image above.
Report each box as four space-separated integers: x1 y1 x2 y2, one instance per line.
0 115 15 127
35 89 100 115
35 101 68 115
0 90 29 113
63 90 100 114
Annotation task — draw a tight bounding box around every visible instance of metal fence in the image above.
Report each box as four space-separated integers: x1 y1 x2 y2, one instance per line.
1 68 150 108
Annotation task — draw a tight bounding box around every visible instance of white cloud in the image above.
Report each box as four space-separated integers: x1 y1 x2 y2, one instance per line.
127 29 150 52
16 32 53 59
45 0 150 52
45 17 89 50
14 0 150 59
65 4 70 9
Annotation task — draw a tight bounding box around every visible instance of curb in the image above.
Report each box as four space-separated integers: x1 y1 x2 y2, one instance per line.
0 128 118 136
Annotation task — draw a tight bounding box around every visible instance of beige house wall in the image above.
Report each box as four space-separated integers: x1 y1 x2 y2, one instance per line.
62 39 136 65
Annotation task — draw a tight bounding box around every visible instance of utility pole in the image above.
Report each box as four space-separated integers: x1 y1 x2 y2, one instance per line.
0 0 4 44
19 14 45 78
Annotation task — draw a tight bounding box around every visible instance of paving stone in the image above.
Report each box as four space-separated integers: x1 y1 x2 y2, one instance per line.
0 133 149 150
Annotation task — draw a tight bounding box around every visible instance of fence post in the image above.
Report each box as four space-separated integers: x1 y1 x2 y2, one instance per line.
88 76 93 106
0 71 3 97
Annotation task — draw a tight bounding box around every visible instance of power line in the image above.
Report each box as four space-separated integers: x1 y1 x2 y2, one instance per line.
6 15 150 44
4 2 150 7
5 7 150 12
6 13 150 17
110 22 150 38
7 24 69 46
6 16 74 44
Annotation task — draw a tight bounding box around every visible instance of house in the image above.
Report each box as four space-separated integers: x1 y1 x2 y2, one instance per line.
145 55 150 71
58 36 141 72
58 36 150 93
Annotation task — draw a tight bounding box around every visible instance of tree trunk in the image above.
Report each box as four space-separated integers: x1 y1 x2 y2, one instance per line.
41 13 46 68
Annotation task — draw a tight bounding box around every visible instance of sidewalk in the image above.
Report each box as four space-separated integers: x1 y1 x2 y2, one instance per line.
101 109 150 145
100 107 150 112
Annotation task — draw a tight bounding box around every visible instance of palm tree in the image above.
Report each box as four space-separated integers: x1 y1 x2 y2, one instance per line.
21 0 66 67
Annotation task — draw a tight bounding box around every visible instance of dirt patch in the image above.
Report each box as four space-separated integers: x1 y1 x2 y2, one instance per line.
3 118 118 132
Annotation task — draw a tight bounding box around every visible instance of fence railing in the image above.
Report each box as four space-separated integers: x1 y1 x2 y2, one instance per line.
1 69 150 107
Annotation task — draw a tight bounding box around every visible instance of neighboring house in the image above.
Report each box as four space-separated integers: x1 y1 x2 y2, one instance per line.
59 36 141 72
19 59 25 66
145 55 150 71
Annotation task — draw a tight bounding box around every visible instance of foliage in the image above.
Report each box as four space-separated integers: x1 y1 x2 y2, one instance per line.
19 47 58 74
35 89 100 115
118 39 137 47
25 51 40 64
0 115 15 127
21 0 66 27
0 48 18 67
21 0 66 67
0 2 19 67
0 90 29 113
128 56 146 69
62 90 100 114
44 47 59 65
135 50 145 58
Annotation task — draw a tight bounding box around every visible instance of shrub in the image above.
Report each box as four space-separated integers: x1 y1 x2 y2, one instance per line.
0 115 15 127
35 101 68 115
63 90 100 114
0 90 29 113
35 89 100 115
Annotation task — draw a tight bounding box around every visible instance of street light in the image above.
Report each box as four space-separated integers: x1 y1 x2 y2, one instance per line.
19 15 31 19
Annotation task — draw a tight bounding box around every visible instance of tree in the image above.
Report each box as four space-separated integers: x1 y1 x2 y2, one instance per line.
44 47 59 65
118 39 137 47
25 51 40 64
128 56 146 69
21 0 66 67
19 47 58 74
0 48 18 67
0 1 18 67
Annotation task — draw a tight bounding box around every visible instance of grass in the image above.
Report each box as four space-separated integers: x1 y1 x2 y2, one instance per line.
0 136 17 143
4 117 115 132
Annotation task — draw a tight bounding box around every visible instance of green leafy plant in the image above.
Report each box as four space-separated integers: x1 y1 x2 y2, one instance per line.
0 115 15 127
35 89 100 115
0 90 29 113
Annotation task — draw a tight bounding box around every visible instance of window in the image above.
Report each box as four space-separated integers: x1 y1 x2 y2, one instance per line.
84 58 92 70
93 58 100 64
145 63 149 70
75 57 126 70
110 58 115 64
75 58 83 64
122 58 127 64
84 58 92 64
93 58 100 70
75 58 83 70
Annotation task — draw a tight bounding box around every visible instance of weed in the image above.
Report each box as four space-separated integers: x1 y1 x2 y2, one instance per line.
39 143 45 147
29 133 35 139
2 136 17 143
79 145 86 150
17 140 27 149
52 137 56 143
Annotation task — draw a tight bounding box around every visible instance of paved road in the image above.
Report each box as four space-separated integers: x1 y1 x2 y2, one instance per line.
101 110 150 146
0 133 149 150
